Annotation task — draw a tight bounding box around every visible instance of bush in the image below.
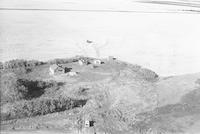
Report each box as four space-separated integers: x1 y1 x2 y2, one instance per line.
138 68 159 81
2 96 87 120
17 79 56 99
0 73 27 103
47 56 94 65
48 58 78 64
0 73 63 103
3 59 45 69
1 59 46 76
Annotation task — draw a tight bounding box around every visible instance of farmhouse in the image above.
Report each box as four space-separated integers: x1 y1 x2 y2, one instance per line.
78 59 90 66
49 64 71 75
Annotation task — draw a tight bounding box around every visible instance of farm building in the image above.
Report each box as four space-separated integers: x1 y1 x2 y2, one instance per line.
49 64 71 75
78 59 90 66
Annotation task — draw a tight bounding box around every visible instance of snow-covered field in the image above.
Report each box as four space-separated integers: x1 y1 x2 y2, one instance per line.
0 0 200 76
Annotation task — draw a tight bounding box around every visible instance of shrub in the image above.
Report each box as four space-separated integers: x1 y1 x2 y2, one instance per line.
0 73 27 103
3 59 45 69
0 73 63 104
138 68 159 81
48 58 78 64
2 96 87 120
1 59 46 76
47 56 94 65
17 79 55 99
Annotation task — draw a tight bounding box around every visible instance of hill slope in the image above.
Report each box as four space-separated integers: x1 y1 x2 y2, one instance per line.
1 57 200 134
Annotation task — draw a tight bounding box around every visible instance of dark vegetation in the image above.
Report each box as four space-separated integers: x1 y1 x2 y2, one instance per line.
138 68 159 81
1 59 46 75
2 59 46 69
1 72 87 121
17 79 63 100
48 57 78 64
0 72 64 104
0 59 47 77
0 57 88 70
0 58 88 121
1 96 87 121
